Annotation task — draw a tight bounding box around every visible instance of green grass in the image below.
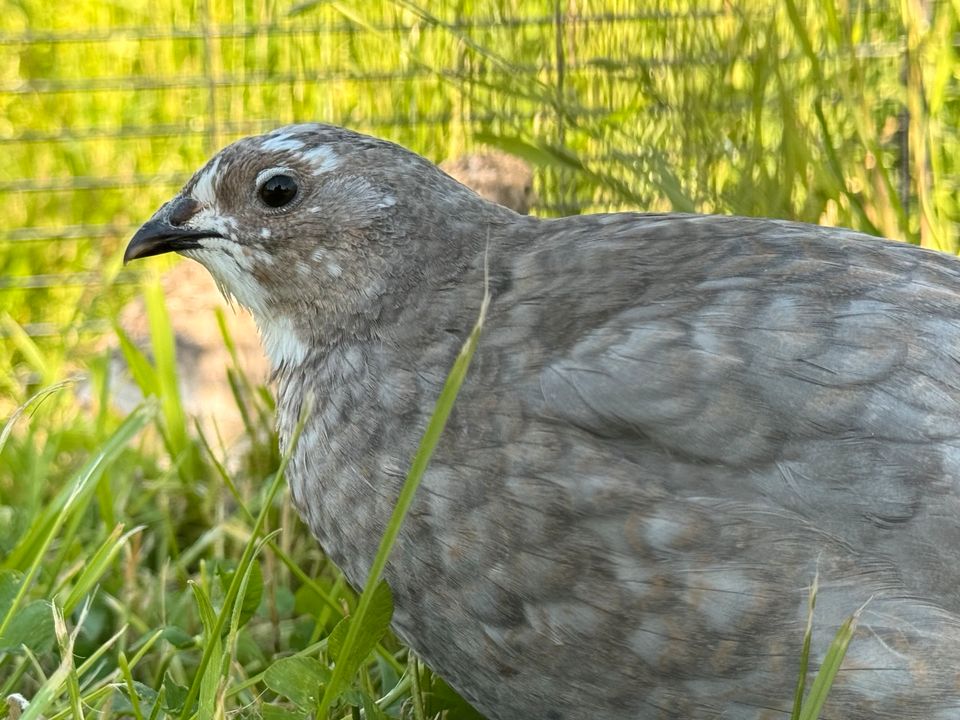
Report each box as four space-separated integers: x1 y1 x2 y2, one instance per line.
1 0 958 717
2 0 957 369
0 266 490 719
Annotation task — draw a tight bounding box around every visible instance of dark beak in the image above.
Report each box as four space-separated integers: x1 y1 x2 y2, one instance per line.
124 198 220 264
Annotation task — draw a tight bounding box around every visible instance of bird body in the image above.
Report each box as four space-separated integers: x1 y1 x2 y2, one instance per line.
126 124 960 719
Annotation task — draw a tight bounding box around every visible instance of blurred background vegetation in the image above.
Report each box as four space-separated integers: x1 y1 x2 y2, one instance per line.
3 0 958 368
1 0 958 718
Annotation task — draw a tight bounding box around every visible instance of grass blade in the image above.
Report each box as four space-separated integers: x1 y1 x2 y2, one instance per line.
790 571 818 720
0 379 75 459
0 403 155 636
178 402 311 720
797 600 867 720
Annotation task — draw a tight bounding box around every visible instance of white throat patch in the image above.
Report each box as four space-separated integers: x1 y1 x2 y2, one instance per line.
258 314 309 370
182 249 308 372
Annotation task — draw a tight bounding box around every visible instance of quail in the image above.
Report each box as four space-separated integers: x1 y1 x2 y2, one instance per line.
126 123 960 719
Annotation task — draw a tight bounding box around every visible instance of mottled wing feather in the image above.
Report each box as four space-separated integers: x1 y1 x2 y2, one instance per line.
533 215 960 486
464 214 960 716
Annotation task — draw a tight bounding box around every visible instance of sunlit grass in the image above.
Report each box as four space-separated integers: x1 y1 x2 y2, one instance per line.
0 277 489 718
2 0 956 373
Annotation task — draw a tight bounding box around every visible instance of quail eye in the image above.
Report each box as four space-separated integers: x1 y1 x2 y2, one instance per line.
259 173 298 208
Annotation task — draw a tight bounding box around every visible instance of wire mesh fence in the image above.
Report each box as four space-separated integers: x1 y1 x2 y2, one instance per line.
1 0 957 344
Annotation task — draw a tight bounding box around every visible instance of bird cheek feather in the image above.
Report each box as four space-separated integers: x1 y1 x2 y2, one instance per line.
187 207 239 241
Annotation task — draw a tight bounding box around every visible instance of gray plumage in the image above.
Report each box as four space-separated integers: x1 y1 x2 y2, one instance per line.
125 123 960 720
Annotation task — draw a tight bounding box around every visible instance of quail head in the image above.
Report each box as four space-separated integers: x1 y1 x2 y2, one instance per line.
126 123 960 720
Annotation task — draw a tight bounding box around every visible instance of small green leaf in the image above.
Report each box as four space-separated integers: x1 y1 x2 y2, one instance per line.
110 681 159 716
189 582 217 641
341 685 391 716
234 626 267 667
160 625 195 649
376 653 401 700
327 580 394 671
261 703 307 720
0 599 55 654
423 673 487 720
162 673 189 714
360 690 388 720
218 558 264 630
293 583 324 617
0 570 23 618
263 656 330 710
0 505 17 552
289 617 316 652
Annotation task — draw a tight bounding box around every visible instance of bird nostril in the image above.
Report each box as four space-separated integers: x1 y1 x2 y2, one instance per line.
168 197 201 226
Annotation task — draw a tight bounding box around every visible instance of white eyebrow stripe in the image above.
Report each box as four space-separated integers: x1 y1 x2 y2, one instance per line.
300 145 340 174
261 134 305 152
191 156 221 207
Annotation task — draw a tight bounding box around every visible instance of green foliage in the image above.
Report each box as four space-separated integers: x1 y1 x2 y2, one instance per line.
264 656 331 711
2 0 958 374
